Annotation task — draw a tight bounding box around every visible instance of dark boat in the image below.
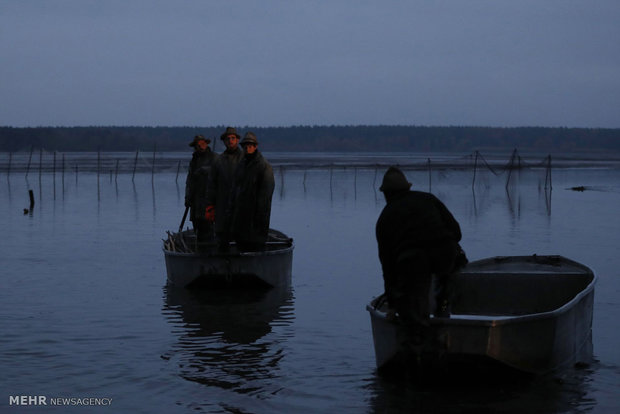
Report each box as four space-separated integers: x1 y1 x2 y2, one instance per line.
163 229 294 288
367 255 596 376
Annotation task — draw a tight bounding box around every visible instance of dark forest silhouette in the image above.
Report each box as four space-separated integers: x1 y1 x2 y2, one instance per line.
1 125 618 152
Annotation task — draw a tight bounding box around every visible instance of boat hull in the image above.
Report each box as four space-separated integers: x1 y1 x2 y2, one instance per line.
367 255 596 376
163 229 294 288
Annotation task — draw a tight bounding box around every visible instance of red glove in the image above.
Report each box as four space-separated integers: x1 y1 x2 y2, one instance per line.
205 205 215 222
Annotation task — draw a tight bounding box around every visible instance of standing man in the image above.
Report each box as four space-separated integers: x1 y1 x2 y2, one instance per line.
229 132 275 251
375 166 464 330
185 135 217 242
205 127 243 249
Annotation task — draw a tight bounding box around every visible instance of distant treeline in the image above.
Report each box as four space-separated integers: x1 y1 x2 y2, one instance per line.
0 125 618 152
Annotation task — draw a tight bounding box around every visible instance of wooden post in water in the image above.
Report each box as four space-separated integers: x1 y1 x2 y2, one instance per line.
29 189 35 209
544 154 552 190
303 170 307 193
279 165 284 198
427 158 432 192
505 148 518 190
115 159 120 182
151 144 156 181
25 146 34 178
39 148 43 178
132 149 139 182
354 167 357 199
472 151 478 188
175 160 181 182
7 152 12 176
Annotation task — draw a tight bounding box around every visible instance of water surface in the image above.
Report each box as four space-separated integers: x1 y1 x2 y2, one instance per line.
1 152 619 413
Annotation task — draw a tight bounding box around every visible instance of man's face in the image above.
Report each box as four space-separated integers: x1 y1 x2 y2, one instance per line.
196 140 208 152
242 143 257 155
224 135 239 150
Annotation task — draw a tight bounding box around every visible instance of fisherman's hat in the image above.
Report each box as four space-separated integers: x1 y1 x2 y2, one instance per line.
379 166 412 192
240 132 258 146
189 135 210 147
220 126 240 140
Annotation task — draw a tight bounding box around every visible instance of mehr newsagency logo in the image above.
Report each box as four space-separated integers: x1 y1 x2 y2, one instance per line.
9 395 112 406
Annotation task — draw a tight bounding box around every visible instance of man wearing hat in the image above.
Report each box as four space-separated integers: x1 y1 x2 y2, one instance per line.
185 135 217 242
228 132 275 251
205 127 244 249
375 166 464 330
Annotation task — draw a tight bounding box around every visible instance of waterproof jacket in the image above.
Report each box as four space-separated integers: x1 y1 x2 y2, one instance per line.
185 148 217 222
205 146 243 233
376 190 462 279
229 151 275 244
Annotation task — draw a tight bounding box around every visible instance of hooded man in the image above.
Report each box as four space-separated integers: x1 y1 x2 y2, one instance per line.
205 127 244 249
184 135 217 242
228 132 275 251
375 166 464 327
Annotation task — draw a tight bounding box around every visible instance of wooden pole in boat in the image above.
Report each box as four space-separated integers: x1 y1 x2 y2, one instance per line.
179 206 189 232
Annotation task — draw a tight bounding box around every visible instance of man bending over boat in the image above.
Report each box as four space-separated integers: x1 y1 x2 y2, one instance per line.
375 166 465 329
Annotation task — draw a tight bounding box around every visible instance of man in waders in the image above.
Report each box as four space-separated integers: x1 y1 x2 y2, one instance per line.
228 132 275 252
184 135 217 242
205 127 244 250
375 166 465 340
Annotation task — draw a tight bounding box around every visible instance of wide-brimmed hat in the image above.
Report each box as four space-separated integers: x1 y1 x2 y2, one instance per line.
220 126 240 140
379 166 412 192
240 132 258 146
189 135 210 147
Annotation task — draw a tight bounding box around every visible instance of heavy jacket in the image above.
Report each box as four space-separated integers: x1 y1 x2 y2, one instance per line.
229 151 275 245
185 148 217 223
205 146 243 233
376 190 462 284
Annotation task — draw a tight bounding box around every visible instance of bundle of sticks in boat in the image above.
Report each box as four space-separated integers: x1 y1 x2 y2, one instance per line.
163 231 191 253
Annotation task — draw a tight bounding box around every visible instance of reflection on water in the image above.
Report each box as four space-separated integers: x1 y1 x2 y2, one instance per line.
162 285 295 396
366 362 596 414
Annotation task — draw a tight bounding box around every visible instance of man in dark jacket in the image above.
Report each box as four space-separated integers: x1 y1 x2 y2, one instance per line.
229 132 275 251
205 127 244 249
185 135 217 242
376 166 463 327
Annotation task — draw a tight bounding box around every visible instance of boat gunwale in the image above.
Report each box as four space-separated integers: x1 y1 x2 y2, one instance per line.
367 257 597 327
162 243 294 258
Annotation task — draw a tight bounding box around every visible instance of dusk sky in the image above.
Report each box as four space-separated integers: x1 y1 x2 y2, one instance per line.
1 1 619 128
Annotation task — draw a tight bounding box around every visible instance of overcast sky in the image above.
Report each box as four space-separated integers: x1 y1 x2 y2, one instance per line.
1 1 618 128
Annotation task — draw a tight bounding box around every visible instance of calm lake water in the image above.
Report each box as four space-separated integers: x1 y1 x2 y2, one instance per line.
1 151 619 413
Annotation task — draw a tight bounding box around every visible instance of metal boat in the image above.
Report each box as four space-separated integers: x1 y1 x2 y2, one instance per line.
367 255 596 376
163 229 294 288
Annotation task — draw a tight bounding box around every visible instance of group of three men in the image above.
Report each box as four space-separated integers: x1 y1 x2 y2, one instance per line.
184 126 274 251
